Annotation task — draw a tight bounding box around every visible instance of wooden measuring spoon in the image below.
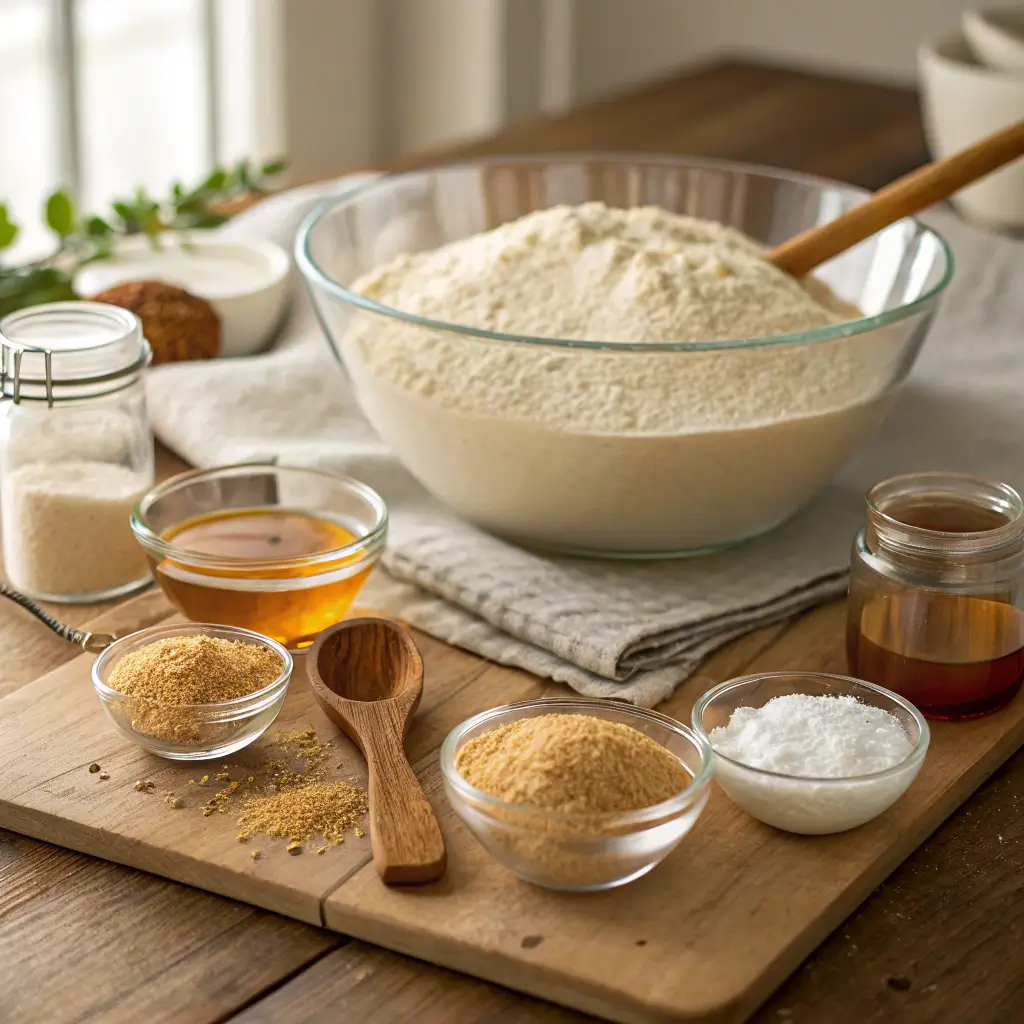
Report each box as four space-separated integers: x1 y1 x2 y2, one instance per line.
767 119 1024 278
308 617 446 885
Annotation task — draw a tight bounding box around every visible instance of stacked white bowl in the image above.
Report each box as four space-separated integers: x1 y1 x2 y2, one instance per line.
919 8 1024 229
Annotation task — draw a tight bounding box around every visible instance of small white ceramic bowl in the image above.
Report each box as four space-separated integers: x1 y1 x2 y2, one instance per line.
919 32 1024 229
76 235 290 357
963 7 1024 70
692 672 930 835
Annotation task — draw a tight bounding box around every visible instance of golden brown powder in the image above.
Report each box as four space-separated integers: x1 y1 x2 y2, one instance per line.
455 714 695 889
236 781 368 845
109 635 282 704
165 725 369 855
107 635 282 743
455 714 690 814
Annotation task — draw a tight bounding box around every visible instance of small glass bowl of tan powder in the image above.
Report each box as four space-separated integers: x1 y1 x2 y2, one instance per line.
441 698 713 892
92 623 292 760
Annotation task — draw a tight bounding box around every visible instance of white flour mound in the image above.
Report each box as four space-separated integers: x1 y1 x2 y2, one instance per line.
343 203 898 553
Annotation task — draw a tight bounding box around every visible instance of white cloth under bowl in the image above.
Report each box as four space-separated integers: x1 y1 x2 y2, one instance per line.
145 175 1024 707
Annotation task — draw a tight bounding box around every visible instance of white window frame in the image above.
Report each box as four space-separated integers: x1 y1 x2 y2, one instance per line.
31 0 571 202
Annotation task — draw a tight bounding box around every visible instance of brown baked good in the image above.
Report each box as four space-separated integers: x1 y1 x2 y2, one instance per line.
90 279 221 364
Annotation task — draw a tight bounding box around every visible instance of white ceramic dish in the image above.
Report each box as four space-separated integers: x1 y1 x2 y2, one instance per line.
919 32 1024 229
963 7 1024 70
692 672 930 835
76 235 291 357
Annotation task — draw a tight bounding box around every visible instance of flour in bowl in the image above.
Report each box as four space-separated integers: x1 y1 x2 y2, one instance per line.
355 202 847 345
340 202 902 553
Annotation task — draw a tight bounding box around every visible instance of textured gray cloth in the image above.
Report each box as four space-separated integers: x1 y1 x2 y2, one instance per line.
145 175 1024 706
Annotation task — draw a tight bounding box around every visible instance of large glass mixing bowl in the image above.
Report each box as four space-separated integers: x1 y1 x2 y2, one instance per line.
296 155 953 558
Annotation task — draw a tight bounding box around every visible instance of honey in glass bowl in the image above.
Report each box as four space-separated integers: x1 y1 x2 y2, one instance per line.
132 465 387 649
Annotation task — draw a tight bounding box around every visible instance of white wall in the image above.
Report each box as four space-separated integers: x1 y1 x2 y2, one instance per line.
265 0 975 176
377 0 548 161
573 0 971 103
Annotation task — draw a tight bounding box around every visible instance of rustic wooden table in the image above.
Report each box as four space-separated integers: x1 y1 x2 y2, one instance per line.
2 62 1021 1024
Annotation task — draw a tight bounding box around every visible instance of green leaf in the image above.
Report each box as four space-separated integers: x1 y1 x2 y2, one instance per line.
0 204 18 250
45 190 76 238
0 267 77 317
85 215 113 239
173 211 229 231
112 200 136 224
139 206 162 236
260 158 287 178
234 157 254 191
199 168 229 192
173 196 208 216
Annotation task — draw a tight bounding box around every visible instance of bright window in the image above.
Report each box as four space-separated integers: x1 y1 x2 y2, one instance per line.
0 0 268 256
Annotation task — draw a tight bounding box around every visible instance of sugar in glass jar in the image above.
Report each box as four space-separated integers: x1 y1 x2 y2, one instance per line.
847 472 1024 720
0 301 154 602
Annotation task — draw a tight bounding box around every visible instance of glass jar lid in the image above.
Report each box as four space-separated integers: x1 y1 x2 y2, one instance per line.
0 301 151 404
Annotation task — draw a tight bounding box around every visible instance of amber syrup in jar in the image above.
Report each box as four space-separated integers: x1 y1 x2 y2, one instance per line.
155 508 373 649
847 473 1024 721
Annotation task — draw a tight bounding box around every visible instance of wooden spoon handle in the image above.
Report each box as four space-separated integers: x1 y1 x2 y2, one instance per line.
767 119 1024 278
364 731 446 885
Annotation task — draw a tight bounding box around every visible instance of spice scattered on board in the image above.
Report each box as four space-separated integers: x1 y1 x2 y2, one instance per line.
167 726 368 857
106 634 282 743
237 782 368 848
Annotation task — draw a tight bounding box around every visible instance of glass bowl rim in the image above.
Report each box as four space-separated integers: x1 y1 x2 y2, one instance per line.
295 151 955 354
440 696 714 828
691 670 931 784
92 621 294 711
130 462 389 571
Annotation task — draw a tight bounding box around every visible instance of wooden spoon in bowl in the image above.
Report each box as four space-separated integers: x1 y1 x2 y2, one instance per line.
767 119 1024 278
308 617 446 885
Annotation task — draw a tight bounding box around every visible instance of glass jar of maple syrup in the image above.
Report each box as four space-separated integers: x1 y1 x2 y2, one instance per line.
847 472 1024 721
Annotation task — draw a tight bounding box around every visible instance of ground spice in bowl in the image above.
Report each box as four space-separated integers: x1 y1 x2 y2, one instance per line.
106 634 283 744
449 711 706 891
455 714 691 813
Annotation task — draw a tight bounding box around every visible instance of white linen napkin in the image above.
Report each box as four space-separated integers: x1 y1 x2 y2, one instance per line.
144 174 1024 706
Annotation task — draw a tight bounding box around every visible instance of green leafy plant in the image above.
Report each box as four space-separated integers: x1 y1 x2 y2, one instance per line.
0 157 287 317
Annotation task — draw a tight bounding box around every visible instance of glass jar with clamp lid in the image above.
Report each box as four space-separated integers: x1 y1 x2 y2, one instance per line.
0 301 154 602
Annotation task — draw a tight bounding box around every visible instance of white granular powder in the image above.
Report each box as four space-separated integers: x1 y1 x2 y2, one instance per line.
2 461 151 599
707 694 923 835
709 694 913 777
342 202 899 552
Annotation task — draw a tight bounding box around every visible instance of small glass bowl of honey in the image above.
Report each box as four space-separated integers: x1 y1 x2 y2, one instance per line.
131 464 387 649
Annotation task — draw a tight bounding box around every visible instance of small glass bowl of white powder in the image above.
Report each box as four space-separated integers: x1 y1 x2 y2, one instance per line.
692 672 929 835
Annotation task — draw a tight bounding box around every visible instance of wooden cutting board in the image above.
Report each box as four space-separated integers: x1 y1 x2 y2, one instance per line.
2 600 1023 1024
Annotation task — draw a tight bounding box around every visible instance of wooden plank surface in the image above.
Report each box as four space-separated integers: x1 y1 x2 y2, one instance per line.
3 596 1023 1023
5 60 1018 1024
